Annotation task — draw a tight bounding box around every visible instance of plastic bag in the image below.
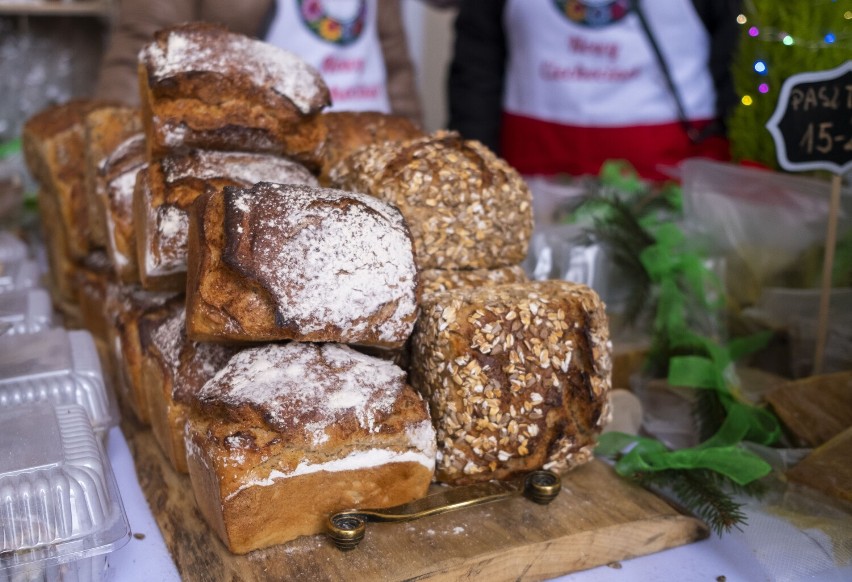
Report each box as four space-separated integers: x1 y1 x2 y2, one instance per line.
679 159 852 309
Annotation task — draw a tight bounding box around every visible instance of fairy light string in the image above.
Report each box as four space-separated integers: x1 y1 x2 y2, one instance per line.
736 0 850 108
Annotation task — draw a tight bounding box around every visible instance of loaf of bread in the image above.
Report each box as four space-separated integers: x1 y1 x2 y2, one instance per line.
329 131 533 270
100 133 147 283
420 265 529 298
75 250 116 344
34 187 79 307
309 111 424 185
184 342 436 553
135 150 317 291
23 100 105 260
105 285 182 424
143 308 237 473
138 22 330 159
84 105 142 250
409 281 612 485
76 253 122 395
185 183 419 347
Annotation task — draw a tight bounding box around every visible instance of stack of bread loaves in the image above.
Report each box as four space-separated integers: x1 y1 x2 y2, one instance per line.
22 20 612 556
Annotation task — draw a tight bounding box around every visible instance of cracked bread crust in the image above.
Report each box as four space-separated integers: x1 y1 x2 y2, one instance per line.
184 343 436 553
186 183 419 347
138 22 330 159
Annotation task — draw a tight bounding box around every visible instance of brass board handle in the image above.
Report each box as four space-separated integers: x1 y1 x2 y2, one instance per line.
327 469 561 551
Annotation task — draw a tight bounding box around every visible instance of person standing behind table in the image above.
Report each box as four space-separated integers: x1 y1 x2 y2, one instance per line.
94 0 423 125
447 0 741 181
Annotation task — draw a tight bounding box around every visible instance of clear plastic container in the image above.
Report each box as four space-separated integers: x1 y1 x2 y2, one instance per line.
0 230 28 264
0 403 130 582
0 329 117 433
0 258 40 294
0 288 53 336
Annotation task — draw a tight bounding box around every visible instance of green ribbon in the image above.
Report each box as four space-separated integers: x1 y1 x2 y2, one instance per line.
0 138 21 159
597 431 772 485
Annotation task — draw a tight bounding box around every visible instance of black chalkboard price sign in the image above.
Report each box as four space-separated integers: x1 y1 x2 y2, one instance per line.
766 61 852 174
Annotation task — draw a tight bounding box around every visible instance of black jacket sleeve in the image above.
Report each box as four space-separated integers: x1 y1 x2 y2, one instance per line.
691 0 742 131
447 0 507 153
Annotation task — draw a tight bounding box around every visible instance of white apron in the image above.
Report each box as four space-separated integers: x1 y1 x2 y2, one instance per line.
265 0 391 113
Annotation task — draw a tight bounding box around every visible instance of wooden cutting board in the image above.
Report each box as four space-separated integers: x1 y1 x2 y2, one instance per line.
124 424 708 581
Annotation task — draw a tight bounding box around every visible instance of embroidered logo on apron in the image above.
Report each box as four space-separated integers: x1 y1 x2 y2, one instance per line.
298 0 367 46
553 0 632 27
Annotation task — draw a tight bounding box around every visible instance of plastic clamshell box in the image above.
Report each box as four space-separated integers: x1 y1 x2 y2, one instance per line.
0 288 53 336
0 329 117 433
0 403 130 582
0 259 40 294
0 231 28 264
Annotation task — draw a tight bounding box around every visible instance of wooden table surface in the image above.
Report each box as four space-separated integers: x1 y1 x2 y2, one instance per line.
124 421 708 582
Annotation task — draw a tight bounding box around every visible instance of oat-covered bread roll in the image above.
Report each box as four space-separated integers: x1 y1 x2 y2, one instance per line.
185 342 436 553
84 105 142 250
410 281 612 485
105 285 182 424
23 100 105 261
420 265 529 298
135 150 317 292
330 131 533 270
100 133 147 283
143 308 237 473
138 22 330 159
185 183 419 347
310 111 424 185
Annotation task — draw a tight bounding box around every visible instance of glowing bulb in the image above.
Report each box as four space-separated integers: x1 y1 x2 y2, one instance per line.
754 61 767 74
783 35 794 45
742 95 753 106
737 14 747 25
759 83 769 94
748 26 759 37
825 33 836 44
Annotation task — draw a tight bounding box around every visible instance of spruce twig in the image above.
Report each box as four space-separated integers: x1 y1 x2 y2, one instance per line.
636 469 751 536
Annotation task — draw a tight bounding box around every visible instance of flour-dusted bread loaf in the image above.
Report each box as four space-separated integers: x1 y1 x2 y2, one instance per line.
84 105 142 250
138 22 330 159
101 133 147 283
310 111 424 186
329 131 533 270
142 308 237 473
105 285 182 424
420 265 529 298
135 150 317 292
410 281 612 485
184 342 436 553
185 183 419 347
23 100 106 260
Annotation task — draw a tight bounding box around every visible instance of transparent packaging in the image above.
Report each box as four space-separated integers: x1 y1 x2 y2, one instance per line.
0 329 117 432
0 258 40 294
0 230 27 264
0 403 130 582
0 288 53 336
